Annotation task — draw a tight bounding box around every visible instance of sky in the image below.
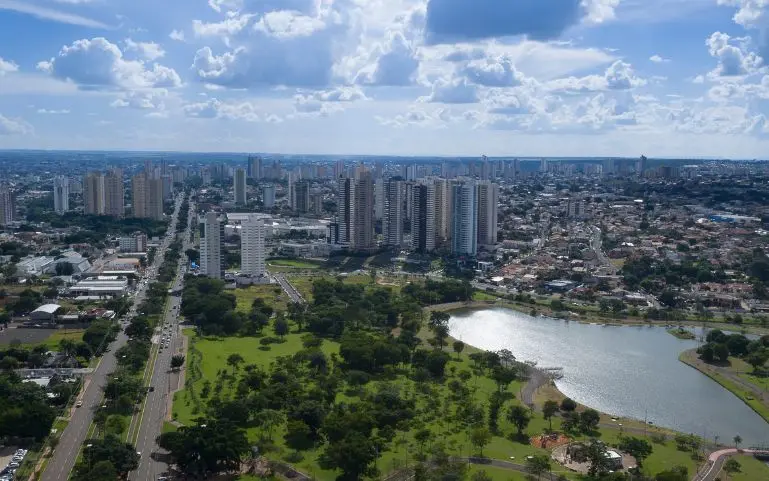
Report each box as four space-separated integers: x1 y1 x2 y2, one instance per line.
2 0 769 158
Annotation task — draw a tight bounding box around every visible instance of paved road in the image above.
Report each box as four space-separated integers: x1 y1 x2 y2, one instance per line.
40 195 185 481
274 273 305 304
130 197 194 481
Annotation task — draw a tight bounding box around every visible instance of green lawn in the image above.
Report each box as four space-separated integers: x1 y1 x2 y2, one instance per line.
233 285 289 314
267 258 323 270
726 455 769 480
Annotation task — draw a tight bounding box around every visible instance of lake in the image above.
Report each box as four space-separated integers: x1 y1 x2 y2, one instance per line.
448 307 769 446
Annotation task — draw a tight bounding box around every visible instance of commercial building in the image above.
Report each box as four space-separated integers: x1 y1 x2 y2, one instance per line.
104 168 125 217
200 212 225 279
30 304 61 323
83 172 105 215
70 277 128 297
295 180 311 213
383 178 405 248
451 181 478 256
234 168 247 205
262 184 276 208
0 184 14 226
412 182 436 253
53 176 70 214
241 215 266 278
119 233 148 253
476 181 499 249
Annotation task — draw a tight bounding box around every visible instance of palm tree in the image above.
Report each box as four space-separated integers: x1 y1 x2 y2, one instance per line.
734 434 742 449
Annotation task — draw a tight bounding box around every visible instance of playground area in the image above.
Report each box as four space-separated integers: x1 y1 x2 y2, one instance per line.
530 433 571 450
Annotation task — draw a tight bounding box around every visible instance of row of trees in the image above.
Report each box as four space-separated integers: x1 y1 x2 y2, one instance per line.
698 329 769 372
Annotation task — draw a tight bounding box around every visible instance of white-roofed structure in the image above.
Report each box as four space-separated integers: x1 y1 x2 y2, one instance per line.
69 278 128 297
30 304 62 322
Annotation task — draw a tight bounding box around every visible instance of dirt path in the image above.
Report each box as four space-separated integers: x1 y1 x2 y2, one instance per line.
521 367 548 407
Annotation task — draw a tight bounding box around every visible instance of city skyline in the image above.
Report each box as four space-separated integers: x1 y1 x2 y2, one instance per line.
2 1 769 157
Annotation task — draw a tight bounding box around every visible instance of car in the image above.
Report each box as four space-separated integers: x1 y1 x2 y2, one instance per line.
76 400 83 407
136 451 141 457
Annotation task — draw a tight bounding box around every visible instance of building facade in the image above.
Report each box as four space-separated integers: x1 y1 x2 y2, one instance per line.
476 181 499 249
241 215 266 278
200 212 225 279
53 176 70 214
104 168 125 218
83 172 105 215
451 182 478 256
0 184 14 226
383 178 405 248
234 168 247 205
295 180 311 213
411 182 436 253
262 184 276 208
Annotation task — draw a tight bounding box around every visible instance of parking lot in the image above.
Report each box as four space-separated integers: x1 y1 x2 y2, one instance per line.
0 446 28 481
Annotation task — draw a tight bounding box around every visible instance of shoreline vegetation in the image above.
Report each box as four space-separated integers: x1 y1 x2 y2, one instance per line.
678 349 769 425
436 299 769 432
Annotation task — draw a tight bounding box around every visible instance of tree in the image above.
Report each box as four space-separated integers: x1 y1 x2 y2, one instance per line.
452 340 465 359
579 409 600 433
585 439 611 478
525 455 551 481
699 343 715 363
724 458 741 474
319 431 380 481
618 437 653 466
654 466 688 481
274 317 290 338
104 415 127 436
714 343 730 363
560 397 577 412
471 470 492 481
470 427 492 457
542 400 559 431
428 311 450 350
415 428 431 454
284 419 314 452
158 420 249 477
171 354 185 370
746 350 769 372
226 353 244 371
734 434 742 449
507 405 531 436
73 460 118 481
491 366 517 393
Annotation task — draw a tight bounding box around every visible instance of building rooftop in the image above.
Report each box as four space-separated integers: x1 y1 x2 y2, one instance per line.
32 304 62 314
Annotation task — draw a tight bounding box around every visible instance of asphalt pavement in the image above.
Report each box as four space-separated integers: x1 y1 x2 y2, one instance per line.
130 198 194 481
40 195 185 481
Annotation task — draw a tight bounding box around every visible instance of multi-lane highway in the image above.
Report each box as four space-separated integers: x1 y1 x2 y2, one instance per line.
130 198 194 481
40 194 185 481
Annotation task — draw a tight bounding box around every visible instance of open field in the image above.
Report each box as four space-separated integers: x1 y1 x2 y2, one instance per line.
266 258 324 272
725 454 769 480
0 327 84 348
233 284 290 314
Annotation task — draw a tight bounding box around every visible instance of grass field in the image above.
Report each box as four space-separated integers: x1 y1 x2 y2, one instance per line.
266 258 323 271
0 328 86 349
233 285 290 314
725 455 769 480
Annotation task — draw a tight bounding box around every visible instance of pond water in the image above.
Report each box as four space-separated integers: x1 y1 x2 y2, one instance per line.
448 307 769 445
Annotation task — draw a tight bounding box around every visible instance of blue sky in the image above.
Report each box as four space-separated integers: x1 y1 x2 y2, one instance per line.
1 0 769 157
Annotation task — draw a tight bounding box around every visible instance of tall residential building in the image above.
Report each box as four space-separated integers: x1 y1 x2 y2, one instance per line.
131 172 148 219
374 180 384 221
540 158 548 173
352 171 375 251
104 168 125 218
412 182 436 253
334 160 345 179
241 215 266 278
480 156 491 180
148 177 164 220
295 180 311 213
53 176 70 214
262 185 276 208
200 212 224 279
383 178 405 248
433 178 450 245
0 185 15 226
336 177 353 244
312 193 323 215
451 182 478 256
234 168 247 205
83 172 105 215
248 156 262 179
287 172 296 209
477 181 499 249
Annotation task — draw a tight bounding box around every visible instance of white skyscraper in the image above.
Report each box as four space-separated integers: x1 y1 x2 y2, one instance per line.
241 215 266 278
53 176 70 214
200 212 224 279
451 182 477 256
476 181 499 249
235 168 247 205
383 178 405 248
411 182 436 253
